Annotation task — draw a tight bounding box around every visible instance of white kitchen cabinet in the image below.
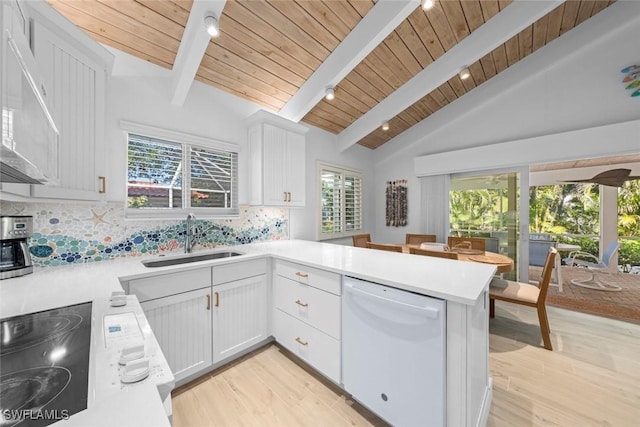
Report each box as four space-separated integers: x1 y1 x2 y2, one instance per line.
247 111 308 207
272 259 341 383
212 259 268 363
126 267 212 384
141 287 213 383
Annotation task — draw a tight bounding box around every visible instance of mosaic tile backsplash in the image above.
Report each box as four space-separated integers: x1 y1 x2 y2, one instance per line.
0 202 288 267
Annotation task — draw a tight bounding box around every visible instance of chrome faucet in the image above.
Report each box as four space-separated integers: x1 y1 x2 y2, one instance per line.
185 213 197 253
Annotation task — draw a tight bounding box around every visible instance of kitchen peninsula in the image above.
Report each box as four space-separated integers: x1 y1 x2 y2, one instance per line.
0 240 496 427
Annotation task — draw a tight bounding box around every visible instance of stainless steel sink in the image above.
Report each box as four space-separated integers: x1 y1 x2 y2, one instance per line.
142 251 244 268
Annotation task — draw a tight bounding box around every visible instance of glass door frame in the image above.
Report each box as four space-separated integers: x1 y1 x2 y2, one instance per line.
449 166 530 282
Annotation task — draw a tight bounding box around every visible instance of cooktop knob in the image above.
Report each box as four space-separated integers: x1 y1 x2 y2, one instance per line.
119 343 145 365
120 357 150 384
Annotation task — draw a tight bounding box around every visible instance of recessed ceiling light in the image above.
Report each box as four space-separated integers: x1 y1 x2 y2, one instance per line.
381 121 390 131
204 14 219 38
422 0 435 10
459 67 471 80
325 87 335 101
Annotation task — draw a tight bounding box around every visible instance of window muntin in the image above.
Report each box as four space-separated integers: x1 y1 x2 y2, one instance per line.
126 132 238 217
319 163 363 239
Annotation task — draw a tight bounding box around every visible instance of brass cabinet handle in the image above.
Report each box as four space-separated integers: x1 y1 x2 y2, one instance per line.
206 294 211 310
295 337 308 346
215 291 219 307
287 192 291 202
98 176 106 194
295 272 309 278
295 299 308 307
288 192 292 202
284 191 287 202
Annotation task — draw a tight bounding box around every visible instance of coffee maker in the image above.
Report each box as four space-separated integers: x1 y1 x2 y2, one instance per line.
0 216 34 279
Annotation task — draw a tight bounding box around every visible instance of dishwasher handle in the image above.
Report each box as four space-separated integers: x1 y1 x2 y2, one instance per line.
345 282 440 319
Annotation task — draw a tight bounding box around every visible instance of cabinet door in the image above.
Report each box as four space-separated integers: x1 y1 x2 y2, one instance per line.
30 22 106 201
286 131 306 206
141 287 212 383
212 275 268 363
262 124 288 206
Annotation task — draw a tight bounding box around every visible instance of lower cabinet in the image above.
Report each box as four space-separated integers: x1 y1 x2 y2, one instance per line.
141 287 212 383
212 274 268 363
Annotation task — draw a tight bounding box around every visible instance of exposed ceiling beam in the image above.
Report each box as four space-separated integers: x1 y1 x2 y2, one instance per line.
171 0 226 106
278 0 420 123
338 0 565 152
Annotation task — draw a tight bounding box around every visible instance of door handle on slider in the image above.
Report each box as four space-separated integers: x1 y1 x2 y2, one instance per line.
295 299 308 307
295 272 308 278
295 337 308 346
215 291 219 307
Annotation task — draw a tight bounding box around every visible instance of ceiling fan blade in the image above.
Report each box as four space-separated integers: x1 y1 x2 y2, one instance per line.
560 169 639 187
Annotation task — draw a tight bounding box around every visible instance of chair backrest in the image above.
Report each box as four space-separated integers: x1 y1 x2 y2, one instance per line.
409 247 459 260
483 237 500 254
602 241 620 266
352 234 371 248
406 234 437 245
366 242 403 252
529 240 557 267
537 247 558 302
447 236 486 251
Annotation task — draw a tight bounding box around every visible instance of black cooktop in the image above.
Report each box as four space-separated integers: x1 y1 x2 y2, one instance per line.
0 302 92 426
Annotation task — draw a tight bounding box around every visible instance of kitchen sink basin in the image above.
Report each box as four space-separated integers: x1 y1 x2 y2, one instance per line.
142 251 244 268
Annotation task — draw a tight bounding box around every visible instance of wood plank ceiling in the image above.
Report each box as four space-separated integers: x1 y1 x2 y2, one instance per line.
46 0 615 150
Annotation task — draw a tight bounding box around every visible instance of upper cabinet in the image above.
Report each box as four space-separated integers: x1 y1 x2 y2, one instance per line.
17 1 113 201
247 111 307 207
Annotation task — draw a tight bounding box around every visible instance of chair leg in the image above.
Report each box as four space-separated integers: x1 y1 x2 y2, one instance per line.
489 298 495 318
537 304 552 351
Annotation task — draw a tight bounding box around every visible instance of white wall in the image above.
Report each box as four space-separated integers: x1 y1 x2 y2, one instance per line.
288 127 375 243
369 1 640 243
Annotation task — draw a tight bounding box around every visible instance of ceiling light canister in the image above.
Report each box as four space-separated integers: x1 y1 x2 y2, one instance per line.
381 121 390 131
421 0 435 10
459 67 471 80
205 15 219 38
325 87 335 101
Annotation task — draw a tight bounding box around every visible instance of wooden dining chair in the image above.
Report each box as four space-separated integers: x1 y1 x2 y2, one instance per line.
489 247 557 350
447 236 486 251
405 234 437 245
409 247 459 260
352 234 371 248
366 242 403 252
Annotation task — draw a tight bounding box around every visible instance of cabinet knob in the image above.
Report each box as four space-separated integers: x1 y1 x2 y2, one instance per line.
295 299 308 308
295 337 308 346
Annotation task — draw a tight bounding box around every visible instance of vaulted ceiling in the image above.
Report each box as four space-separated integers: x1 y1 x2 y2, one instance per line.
46 0 616 149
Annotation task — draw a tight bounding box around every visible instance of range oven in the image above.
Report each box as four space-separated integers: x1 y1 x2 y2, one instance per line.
0 302 92 426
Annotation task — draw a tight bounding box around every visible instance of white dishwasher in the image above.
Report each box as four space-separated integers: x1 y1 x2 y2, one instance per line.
342 276 446 427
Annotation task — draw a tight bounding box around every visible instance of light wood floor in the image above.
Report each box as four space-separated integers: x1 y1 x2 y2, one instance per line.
173 303 640 426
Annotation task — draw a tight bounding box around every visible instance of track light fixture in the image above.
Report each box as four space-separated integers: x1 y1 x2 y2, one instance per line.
204 14 219 38
459 66 470 80
381 121 390 131
325 87 335 101
421 0 435 10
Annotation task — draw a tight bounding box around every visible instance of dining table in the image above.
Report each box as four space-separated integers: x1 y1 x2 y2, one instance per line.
400 244 514 274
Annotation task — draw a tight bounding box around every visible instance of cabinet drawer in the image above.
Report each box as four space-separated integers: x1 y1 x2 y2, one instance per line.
126 268 211 302
275 260 340 295
274 276 340 339
213 258 267 285
274 309 340 383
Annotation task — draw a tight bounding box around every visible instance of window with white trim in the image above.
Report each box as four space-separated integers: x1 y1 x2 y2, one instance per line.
318 162 363 240
126 130 238 217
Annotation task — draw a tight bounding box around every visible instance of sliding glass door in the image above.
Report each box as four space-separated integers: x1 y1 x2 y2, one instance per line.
449 168 529 281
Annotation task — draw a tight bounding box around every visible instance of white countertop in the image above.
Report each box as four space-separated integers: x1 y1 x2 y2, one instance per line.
1 240 496 319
